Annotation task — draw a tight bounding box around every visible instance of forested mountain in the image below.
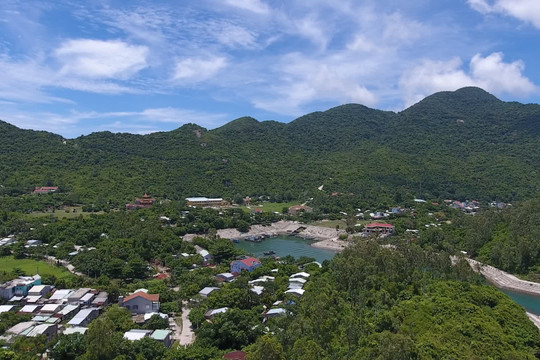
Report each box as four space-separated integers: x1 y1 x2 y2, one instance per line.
1 87 539 206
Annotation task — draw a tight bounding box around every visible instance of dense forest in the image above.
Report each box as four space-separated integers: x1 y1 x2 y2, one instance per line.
1 87 539 207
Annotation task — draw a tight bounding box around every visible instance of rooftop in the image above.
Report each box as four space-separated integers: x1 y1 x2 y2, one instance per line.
122 291 159 303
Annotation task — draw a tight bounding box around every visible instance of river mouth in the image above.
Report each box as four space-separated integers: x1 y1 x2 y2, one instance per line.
234 235 336 263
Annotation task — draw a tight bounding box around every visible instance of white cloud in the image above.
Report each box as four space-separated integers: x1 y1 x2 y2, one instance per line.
223 0 270 14
215 24 258 49
55 39 149 79
400 52 537 106
468 0 540 28
173 57 227 83
295 16 330 50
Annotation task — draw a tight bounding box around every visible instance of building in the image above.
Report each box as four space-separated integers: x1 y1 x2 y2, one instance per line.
194 245 213 265
67 308 100 327
204 307 228 320
39 304 63 315
126 193 156 210
223 351 247 360
33 186 58 194
120 291 160 314
185 197 228 207
28 285 52 297
230 257 262 274
55 304 79 320
216 273 235 283
288 205 313 215
0 305 15 314
48 289 73 303
91 291 109 307
198 287 220 298
124 329 153 341
151 329 173 348
264 308 287 320
0 275 41 300
63 327 88 335
290 272 310 279
285 288 305 297
67 288 91 305
363 223 395 236
26 323 58 342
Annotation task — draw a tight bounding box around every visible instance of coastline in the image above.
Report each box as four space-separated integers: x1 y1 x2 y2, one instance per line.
464 258 540 297
185 220 349 251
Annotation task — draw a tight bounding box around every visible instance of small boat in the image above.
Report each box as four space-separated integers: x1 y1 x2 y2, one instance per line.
263 250 276 256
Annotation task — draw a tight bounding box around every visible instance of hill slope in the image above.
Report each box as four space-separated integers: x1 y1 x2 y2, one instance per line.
1 87 539 206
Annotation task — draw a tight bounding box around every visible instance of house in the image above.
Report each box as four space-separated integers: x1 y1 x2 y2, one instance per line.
91 291 109 307
363 223 395 236
39 304 63 315
230 257 262 274
0 274 41 300
264 308 287 320
120 291 160 314
216 273 235 283
0 305 15 314
67 307 100 327
194 245 213 265
124 329 153 341
80 292 95 305
0 237 16 246
28 285 52 297
126 193 156 210
18 305 41 314
290 272 310 279
288 205 313 215
67 288 91 305
204 307 228 320
26 239 42 247
48 289 73 303
285 289 305 297
250 286 264 295
223 351 247 360
198 287 220 298
26 323 57 342
185 197 228 207
151 329 173 348
33 186 58 194
55 304 79 320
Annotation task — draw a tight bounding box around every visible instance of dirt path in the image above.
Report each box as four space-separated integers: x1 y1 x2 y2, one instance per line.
178 301 195 346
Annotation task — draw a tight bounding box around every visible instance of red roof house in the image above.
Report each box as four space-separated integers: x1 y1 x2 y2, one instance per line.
230 257 262 274
223 351 247 360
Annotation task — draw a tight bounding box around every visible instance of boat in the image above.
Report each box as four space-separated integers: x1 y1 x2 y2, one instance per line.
263 250 276 256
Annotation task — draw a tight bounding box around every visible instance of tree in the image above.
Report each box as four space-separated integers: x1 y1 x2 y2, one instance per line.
85 317 121 360
50 334 87 360
246 335 285 360
144 315 169 330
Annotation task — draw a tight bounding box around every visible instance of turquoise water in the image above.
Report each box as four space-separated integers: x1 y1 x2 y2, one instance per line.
234 235 336 263
501 289 540 315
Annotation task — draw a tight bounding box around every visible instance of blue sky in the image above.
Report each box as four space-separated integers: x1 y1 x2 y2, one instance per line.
0 0 539 138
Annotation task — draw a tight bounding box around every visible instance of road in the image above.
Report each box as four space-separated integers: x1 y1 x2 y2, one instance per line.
175 300 195 346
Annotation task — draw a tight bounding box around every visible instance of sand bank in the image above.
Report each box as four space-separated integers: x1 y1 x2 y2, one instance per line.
463 258 540 297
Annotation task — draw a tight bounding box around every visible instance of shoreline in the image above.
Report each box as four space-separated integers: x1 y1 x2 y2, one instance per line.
185 220 349 252
464 258 540 297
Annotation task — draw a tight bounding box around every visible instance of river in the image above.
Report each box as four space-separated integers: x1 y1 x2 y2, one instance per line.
501 289 540 315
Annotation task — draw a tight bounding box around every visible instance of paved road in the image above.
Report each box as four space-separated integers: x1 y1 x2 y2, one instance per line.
178 301 195 346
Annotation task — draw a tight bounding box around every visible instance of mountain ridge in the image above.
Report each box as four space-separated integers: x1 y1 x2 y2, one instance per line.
1 87 539 206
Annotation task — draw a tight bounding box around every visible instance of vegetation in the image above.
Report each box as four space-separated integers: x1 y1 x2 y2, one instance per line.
1 88 539 210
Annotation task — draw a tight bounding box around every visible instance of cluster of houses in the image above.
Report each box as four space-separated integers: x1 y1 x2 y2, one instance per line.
0 275 109 343
445 199 480 214
0 274 173 347
362 223 396 237
201 256 313 324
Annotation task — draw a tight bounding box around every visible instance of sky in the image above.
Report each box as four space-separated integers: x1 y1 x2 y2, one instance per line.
0 0 539 138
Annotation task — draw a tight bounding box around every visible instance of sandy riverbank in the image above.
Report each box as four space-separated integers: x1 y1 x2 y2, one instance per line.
185 220 349 251
463 258 540 297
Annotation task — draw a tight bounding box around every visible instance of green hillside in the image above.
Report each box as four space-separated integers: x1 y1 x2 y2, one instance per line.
1 87 539 207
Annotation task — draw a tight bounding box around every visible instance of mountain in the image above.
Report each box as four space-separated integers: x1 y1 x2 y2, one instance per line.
1 87 539 206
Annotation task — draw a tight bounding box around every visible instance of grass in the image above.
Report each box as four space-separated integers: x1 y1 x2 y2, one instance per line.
0 256 74 280
239 201 300 213
25 206 104 219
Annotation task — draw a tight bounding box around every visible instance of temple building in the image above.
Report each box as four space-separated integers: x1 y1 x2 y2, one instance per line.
126 194 156 210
